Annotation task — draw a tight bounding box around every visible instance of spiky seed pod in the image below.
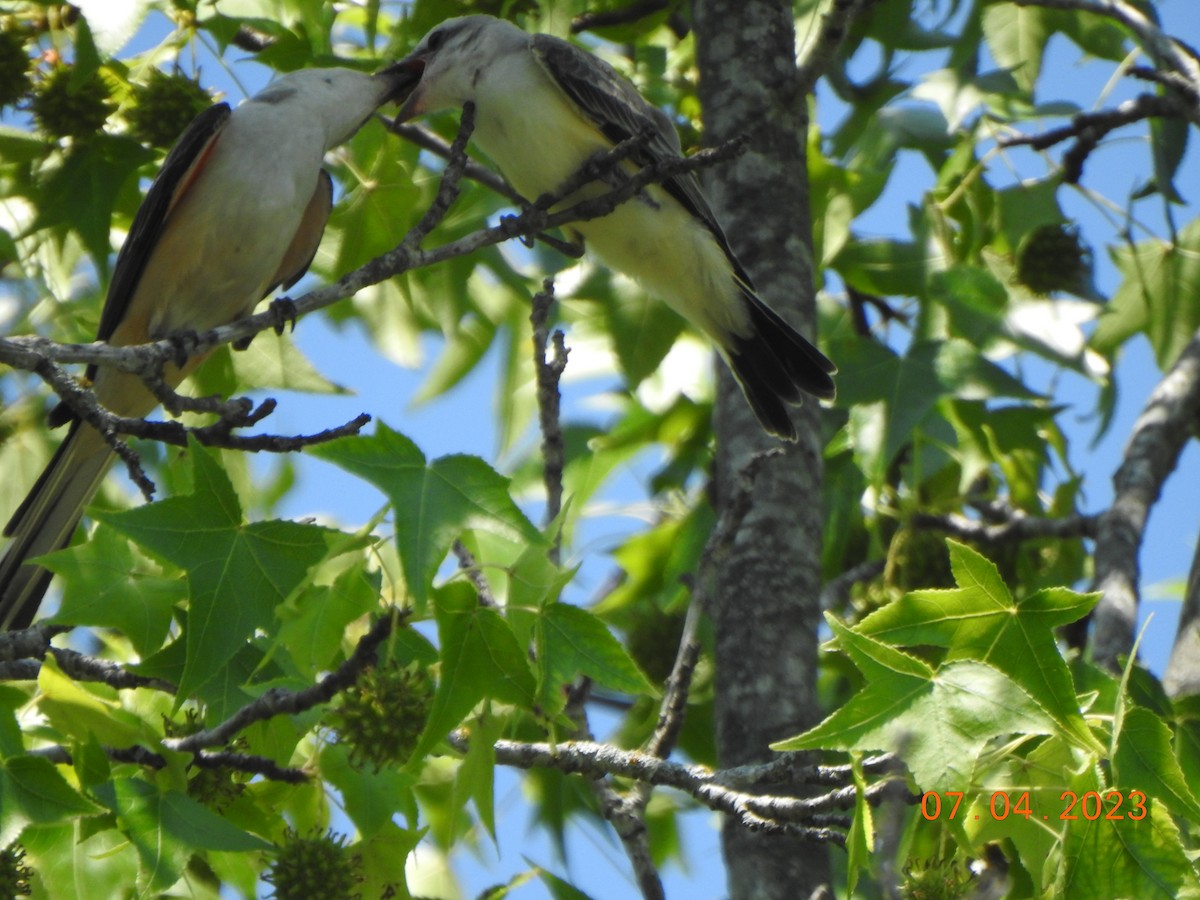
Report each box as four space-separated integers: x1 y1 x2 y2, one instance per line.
901 857 974 900
125 68 211 148
0 842 33 897
330 661 434 771
1015 223 1090 295
29 64 112 140
265 829 361 900
0 29 32 109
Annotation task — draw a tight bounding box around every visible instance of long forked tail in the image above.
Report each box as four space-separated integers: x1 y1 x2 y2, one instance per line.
0 423 113 630
724 286 837 442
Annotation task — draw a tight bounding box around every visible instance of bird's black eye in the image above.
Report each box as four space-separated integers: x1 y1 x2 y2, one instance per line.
426 28 447 51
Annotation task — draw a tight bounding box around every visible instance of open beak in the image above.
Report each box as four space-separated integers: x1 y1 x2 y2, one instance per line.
378 57 426 120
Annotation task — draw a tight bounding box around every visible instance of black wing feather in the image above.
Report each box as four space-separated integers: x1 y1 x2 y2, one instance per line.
96 102 231 354
530 35 755 288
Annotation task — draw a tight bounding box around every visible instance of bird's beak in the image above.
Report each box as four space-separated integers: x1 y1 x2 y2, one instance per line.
380 57 427 121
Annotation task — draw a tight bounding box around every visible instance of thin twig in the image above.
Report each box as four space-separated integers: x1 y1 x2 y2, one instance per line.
997 94 1189 183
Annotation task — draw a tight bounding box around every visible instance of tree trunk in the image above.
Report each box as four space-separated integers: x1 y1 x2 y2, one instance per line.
693 1 830 896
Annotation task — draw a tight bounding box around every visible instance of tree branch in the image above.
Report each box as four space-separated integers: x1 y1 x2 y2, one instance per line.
997 93 1191 183
571 1 672 34
448 733 905 843
31 742 308 782
910 510 1098 544
530 278 568 563
164 609 407 752
1012 0 1200 112
1084 327 1200 667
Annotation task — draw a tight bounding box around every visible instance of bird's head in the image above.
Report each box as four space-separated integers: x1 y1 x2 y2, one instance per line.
386 15 527 121
250 66 419 149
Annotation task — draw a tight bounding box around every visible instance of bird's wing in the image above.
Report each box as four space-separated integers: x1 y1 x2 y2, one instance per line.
530 34 752 285
94 103 232 356
270 168 333 295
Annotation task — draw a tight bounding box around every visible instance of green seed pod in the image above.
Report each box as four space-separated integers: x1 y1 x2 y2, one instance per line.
330 661 435 771
265 829 361 900
125 68 212 149
1015 223 1090 296
30 64 112 140
0 29 32 109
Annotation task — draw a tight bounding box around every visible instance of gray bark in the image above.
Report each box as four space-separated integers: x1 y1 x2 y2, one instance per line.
693 1 830 896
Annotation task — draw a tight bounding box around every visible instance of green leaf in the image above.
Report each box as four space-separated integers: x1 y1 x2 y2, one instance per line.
158 790 272 851
846 755 874 897
310 422 543 608
856 541 1103 752
39 524 183 656
27 136 154 269
982 2 1052 94
1093 217 1200 368
538 603 653 714
320 744 417 839
830 237 937 297
37 655 149 747
774 617 1060 790
228 330 347 394
1055 802 1200 899
836 340 1029 480
994 178 1065 255
602 281 686 385
99 440 351 700
275 562 381 678
1113 706 1200 821
0 755 104 844
537 866 598 900
412 583 537 761
452 710 500 842
356 821 424 900
110 778 189 891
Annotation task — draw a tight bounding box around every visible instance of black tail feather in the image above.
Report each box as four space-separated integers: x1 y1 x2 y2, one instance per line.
724 287 836 441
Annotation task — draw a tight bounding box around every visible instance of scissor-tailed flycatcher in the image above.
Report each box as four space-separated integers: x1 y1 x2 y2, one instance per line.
391 15 836 440
0 65 415 630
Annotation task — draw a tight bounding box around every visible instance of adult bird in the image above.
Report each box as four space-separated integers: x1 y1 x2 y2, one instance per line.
390 15 836 440
0 65 416 630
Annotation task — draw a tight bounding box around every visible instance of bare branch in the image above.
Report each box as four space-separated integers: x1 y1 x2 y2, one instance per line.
31 743 307 782
998 93 1190 183
1165 532 1200 697
452 540 499 608
910 510 1098 544
447 733 897 843
642 599 703 762
530 279 569 563
571 1 671 34
1084 327 1200 667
